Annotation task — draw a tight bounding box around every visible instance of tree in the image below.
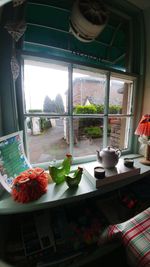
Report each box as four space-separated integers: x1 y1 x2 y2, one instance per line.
43 96 56 113
55 94 65 113
43 96 51 112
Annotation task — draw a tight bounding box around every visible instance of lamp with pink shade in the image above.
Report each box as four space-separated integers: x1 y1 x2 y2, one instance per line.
135 114 150 165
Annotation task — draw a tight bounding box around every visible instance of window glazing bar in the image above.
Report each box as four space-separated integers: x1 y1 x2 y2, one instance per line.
68 65 73 156
103 72 110 148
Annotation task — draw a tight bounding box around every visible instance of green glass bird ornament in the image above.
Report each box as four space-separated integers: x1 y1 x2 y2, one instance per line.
65 167 83 188
49 154 72 184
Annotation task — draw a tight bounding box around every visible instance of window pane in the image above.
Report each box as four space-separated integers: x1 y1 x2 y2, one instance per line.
109 77 133 114
108 117 131 150
24 60 68 114
73 69 106 114
73 118 103 158
26 117 69 164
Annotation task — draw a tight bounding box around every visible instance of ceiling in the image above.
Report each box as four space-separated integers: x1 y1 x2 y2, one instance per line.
1 0 150 9
127 0 150 10
0 0 145 74
0 0 11 7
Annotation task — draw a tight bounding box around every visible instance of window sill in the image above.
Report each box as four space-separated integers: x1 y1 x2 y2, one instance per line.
0 154 149 215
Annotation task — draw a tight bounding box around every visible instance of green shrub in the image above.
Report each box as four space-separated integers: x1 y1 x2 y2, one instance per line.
40 118 52 131
84 126 103 138
74 104 121 115
74 105 97 114
27 117 52 132
109 105 122 114
95 104 104 113
28 109 42 113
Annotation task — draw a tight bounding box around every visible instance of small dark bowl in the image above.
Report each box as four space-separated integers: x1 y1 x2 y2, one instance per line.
124 158 134 168
94 167 105 179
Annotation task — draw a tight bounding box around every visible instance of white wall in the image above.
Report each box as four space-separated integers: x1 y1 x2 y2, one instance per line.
143 7 150 114
137 9 150 156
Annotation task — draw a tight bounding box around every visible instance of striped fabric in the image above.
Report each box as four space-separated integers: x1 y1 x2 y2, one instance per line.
99 208 150 267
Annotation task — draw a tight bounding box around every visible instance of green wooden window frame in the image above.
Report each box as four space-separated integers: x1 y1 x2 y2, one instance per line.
21 56 137 168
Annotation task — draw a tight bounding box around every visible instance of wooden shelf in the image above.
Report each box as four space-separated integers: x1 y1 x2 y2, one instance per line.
36 242 121 267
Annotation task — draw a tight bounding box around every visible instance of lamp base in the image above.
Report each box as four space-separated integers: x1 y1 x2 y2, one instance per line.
140 158 150 166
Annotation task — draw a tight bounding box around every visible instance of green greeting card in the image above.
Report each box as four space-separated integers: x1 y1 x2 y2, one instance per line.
0 131 31 193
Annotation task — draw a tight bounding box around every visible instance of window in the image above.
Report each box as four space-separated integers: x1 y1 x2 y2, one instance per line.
23 58 136 166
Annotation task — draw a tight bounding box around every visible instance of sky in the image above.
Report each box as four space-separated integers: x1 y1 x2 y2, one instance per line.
24 62 126 111
24 65 68 110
